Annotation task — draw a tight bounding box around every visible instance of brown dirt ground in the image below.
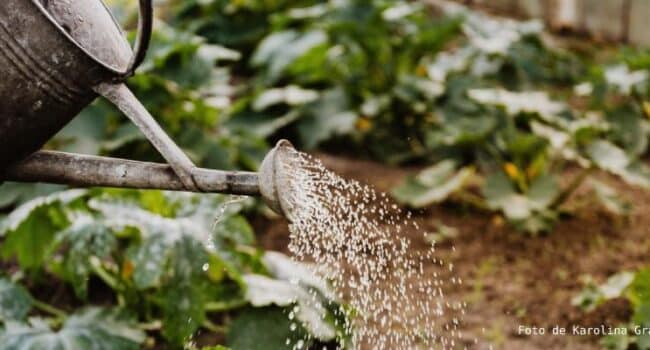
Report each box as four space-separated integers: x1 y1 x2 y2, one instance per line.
253 153 650 350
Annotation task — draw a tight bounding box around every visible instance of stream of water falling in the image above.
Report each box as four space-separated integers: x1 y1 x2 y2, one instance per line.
279 149 466 349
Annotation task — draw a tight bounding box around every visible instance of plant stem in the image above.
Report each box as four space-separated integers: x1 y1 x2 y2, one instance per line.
32 299 66 319
138 320 162 331
90 257 120 291
550 167 594 209
202 319 227 334
205 299 248 312
454 190 491 212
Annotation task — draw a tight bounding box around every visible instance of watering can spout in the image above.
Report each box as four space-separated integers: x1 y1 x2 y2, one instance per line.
3 151 260 196
3 139 299 218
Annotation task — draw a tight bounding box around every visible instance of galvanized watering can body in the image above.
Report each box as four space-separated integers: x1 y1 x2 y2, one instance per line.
0 0 138 167
0 0 295 218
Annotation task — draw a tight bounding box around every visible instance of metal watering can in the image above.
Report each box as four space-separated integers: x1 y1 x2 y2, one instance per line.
0 0 295 218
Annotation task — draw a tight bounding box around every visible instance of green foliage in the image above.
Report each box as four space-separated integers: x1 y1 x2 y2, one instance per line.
575 269 650 350
0 307 145 350
392 160 474 208
0 279 33 322
0 189 346 348
572 272 634 312
227 306 311 350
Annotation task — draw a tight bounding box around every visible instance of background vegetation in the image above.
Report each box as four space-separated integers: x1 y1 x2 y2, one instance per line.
2 0 650 348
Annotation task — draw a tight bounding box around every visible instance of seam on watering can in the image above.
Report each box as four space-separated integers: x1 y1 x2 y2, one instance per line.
0 21 87 98
0 36 74 105
0 44 70 105
0 23 86 104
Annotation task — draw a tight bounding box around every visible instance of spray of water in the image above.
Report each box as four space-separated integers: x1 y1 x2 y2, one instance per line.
279 149 466 349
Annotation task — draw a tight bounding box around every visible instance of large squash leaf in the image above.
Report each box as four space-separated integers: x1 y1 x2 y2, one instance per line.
0 279 33 322
0 190 86 270
0 308 145 350
227 306 311 350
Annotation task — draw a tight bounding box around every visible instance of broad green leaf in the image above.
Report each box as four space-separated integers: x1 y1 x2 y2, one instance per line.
0 279 32 322
392 161 474 208
227 110 302 138
601 333 634 350
262 252 335 301
253 86 319 111
160 281 206 345
629 269 650 310
54 214 118 299
0 183 65 210
586 140 650 187
482 172 558 229
0 308 145 350
467 88 566 125
604 64 648 95
586 140 629 174
297 88 357 149
243 274 336 340
606 107 649 156
572 272 634 312
0 190 86 270
590 180 630 215
252 30 328 82
126 233 170 289
601 272 635 299
227 306 311 350
527 174 559 210
149 236 212 345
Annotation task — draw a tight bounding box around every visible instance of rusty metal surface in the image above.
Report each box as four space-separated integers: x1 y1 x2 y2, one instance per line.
96 83 200 192
3 151 261 196
0 0 275 204
0 0 152 167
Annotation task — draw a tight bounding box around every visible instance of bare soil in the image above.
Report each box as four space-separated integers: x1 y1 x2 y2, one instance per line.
254 153 650 350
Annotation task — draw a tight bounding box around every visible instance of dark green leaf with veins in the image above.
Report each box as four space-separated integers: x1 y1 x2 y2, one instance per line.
0 279 32 322
0 308 145 350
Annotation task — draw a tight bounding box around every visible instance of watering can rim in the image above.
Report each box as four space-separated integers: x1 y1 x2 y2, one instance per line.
30 0 151 77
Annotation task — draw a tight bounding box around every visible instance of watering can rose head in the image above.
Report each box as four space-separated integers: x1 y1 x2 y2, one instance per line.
259 139 298 222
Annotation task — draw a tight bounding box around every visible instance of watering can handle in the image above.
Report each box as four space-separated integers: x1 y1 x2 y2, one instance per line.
125 0 153 76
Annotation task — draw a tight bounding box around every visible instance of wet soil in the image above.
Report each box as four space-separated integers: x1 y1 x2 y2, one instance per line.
254 153 650 350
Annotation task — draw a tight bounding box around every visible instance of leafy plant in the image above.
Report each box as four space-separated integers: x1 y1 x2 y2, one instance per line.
0 190 347 348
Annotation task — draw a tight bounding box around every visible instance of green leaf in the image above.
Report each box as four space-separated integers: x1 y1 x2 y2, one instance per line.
527 174 559 210
0 279 33 322
392 161 474 208
0 308 145 350
586 140 650 187
253 86 319 111
54 214 118 299
627 269 650 349
586 140 630 174
262 252 335 301
243 274 336 341
227 306 311 350
601 333 634 350
483 172 558 231
160 281 206 345
0 190 86 270
252 30 328 83
590 180 630 215
126 233 170 290
159 237 210 345
297 88 357 149
0 183 65 210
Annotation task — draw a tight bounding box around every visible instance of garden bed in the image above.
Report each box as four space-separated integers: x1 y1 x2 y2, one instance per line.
256 153 650 349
